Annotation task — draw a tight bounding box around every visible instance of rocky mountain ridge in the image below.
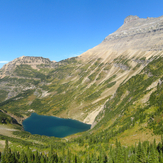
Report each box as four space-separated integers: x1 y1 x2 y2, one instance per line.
105 15 163 42
80 15 163 62
0 56 56 78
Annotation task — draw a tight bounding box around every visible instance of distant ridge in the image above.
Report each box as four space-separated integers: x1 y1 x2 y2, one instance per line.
0 56 56 78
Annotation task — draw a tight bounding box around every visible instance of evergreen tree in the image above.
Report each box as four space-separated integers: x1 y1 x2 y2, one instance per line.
34 150 40 163
123 148 128 163
158 142 162 153
159 150 163 163
58 157 63 163
15 151 20 162
1 154 6 163
4 139 9 155
107 153 113 163
8 151 17 163
74 155 78 163
154 138 157 149
140 145 147 163
19 150 28 163
1 139 9 163
148 144 159 163
133 146 138 163
115 140 123 163
137 140 147 162
91 152 98 163
53 152 58 163
27 147 33 162
40 154 46 163
161 135 163 147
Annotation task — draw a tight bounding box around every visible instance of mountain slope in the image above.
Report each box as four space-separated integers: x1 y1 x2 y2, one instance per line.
87 57 163 145
0 15 163 129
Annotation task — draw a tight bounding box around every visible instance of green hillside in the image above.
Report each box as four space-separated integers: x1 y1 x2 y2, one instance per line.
0 56 163 129
0 55 163 163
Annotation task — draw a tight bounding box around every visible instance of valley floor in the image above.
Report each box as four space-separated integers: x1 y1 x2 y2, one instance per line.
0 124 18 151
0 124 18 137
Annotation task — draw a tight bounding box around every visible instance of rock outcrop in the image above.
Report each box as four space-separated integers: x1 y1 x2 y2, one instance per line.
124 15 139 24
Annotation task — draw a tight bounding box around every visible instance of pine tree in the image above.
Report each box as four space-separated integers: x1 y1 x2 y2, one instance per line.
1 154 6 163
53 152 58 163
133 144 138 163
58 157 63 163
40 154 46 163
137 140 147 162
154 138 157 149
159 150 163 163
4 139 9 155
137 141 142 161
91 152 97 163
34 150 40 163
123 148 128 163
8 151 17 163
114 140 123 163
140 145 147 163
1 139 9 163
15 151 20 162
149 144 159 163
161 134 163 147
158 142 162 153
19 150 28 163
62 146 65 162
74 154 78 163
27 146 33 162
107 153 113 163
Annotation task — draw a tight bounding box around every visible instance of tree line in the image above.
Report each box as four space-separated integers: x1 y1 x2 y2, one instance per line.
1 137 163 163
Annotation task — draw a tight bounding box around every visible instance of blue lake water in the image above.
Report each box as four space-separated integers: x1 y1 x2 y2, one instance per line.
22 113 91 138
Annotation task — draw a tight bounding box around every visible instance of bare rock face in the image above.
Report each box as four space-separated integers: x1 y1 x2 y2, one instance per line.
124 15 139 24
104 15 163 45
80 15 163 62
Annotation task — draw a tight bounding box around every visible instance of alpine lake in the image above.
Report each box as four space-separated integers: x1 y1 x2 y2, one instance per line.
22 113 91 138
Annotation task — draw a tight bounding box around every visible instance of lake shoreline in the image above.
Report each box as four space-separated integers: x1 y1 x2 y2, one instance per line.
23 113 91 138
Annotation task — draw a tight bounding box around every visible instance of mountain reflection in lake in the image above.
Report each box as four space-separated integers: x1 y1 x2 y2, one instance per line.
23 113 91 138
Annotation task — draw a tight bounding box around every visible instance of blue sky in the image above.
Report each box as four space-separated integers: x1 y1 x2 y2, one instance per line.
0 0 163 68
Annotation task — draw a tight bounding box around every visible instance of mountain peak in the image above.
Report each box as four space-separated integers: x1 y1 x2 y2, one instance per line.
124 15 139 24
15 56 51 63
0 56 56 78
102 15 163 52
